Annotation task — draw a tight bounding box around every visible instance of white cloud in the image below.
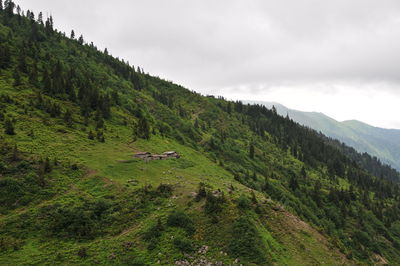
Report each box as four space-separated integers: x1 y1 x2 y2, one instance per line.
16 0 400 128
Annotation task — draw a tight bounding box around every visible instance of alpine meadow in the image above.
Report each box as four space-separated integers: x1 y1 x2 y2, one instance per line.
1 1 400 265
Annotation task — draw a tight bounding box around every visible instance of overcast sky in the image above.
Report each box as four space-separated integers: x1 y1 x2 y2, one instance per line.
18 0 400 129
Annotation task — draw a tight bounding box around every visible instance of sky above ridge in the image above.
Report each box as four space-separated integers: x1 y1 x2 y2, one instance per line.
17 0 400 129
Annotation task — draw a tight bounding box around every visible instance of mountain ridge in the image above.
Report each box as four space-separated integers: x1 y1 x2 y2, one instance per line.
245 100 400 171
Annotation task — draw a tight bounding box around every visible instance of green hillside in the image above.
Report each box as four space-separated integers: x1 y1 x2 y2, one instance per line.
251 101 400 172
1 2 400 265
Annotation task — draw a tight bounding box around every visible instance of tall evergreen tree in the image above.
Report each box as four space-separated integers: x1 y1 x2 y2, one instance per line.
13 69 21 86
42 68 53 94
301 166 307 178
78 35 84 45
4 117 15 135
70 30 75 39
289 176 299 191
63 109 73 127
0 45 11 69
37 12 43 24
4 0 15 17
137 115 150 140
29 61 39 87
249 143 255 159
18 52 27 73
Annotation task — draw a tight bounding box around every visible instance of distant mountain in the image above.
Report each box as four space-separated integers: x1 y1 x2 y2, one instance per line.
247 101 400 171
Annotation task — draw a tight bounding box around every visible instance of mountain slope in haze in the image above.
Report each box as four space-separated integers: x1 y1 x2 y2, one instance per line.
1 3 400 265
249 101 400 171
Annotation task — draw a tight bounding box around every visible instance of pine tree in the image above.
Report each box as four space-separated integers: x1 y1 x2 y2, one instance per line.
249 143 255 159
70 30 75 39
65 70 77 102
29 61 39 86
4 0 15 16
0 0 3 11
11 144 19 161
271 105 277 115
132 124 138 142
45 16 53 34
227 102 232 114
63 109 73 127
289 176 299 191
78 35 84 45
0 45 11 69
137 116 150 140
37 12 43 24
88 130 95 140
43 157 52 173
301 166 307 178
18 52 27 73
42 68 53 94
4 117 15 135
13 69 21 86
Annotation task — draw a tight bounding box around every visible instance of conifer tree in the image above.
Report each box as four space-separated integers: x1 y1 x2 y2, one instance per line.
38 12 43 24
0 45 11 69
249 143 255 159
4 117 15 135
18 52 27 73
4 0 15 16
63 109 73 127
289 176 299 191
137 116 150 140
42 68 53 94
70 30 75 39
301 166 307 178
29 61 39 86
88 130 95 140
13 69 21 86
43 157 52 173
0 0 3 11
11 144 19 161
78 35 84 45
67 84 76 102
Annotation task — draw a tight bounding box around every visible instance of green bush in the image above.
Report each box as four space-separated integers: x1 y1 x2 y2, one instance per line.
236 194 252 210
39 199 112 239
143 219 164 250
204 191 226 214
156 183 173 197
229 216 267 264
167 211 195 235
173 236 194 253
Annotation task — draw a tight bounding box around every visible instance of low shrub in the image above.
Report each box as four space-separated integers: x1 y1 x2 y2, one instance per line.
173 236 194 253
167 211 195 235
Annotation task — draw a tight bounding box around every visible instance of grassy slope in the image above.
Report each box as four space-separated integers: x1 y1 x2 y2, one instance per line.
0 82 352 265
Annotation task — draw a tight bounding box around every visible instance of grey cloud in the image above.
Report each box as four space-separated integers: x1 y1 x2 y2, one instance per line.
17 0 400 92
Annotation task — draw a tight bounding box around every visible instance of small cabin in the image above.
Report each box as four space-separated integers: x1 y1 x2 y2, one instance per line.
151 154 168 160
134 152 151 159
163 151 180 158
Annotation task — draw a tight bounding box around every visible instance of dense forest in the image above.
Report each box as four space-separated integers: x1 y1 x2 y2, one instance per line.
1 1 400 265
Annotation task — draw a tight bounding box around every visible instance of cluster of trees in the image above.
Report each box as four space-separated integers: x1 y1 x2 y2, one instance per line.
0 3 155 142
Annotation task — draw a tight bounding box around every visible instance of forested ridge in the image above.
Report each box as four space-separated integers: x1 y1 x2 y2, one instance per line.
1 1 400 264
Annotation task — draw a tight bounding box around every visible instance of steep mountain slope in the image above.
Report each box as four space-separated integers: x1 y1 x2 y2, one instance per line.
1 3 400 265
249 101 400 171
